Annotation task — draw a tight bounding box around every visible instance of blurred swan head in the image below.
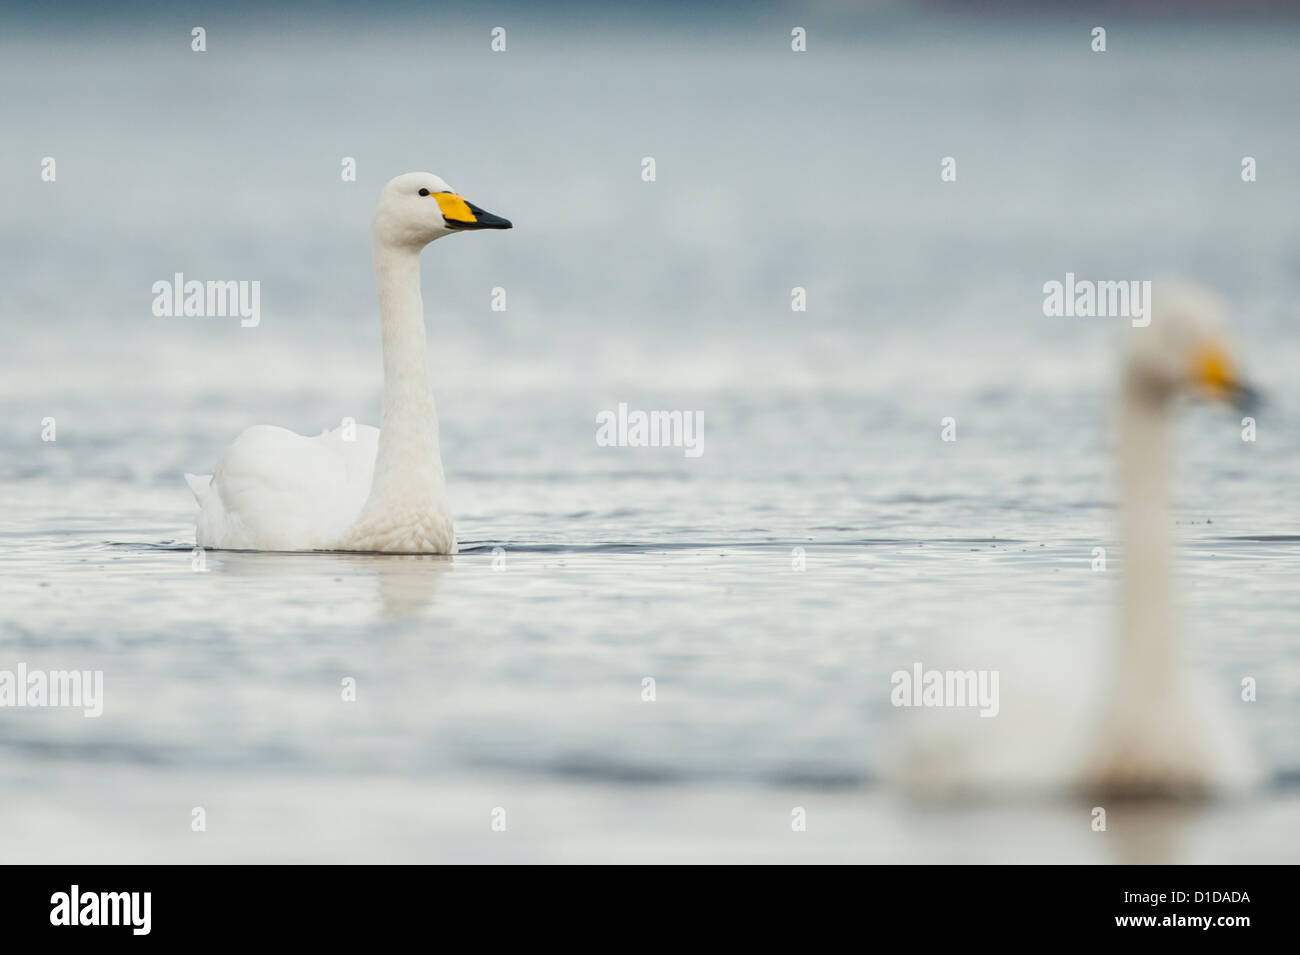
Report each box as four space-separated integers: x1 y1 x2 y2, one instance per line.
1126 284 1258 411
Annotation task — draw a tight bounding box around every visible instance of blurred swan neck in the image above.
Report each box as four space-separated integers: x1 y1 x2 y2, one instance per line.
1117 379 1176 689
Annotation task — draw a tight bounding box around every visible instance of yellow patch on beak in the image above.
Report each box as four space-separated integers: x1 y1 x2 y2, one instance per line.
433 192 476 225
1192 344 1237 398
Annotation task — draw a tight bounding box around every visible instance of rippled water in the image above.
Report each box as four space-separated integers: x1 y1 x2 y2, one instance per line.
2 12 1299 862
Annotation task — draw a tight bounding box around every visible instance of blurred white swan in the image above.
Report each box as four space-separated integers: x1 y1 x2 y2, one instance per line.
185 172 511 553
898 284 1261 801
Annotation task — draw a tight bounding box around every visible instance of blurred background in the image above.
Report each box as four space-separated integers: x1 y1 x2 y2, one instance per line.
1 1 1298 862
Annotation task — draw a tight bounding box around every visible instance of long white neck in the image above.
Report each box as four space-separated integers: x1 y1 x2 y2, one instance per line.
1115 375 1176 696
366 240 445 505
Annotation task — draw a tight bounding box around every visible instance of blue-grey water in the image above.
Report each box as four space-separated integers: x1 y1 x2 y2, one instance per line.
2 11 1299 862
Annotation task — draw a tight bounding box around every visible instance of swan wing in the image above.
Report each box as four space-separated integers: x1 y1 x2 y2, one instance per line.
194 424 378 550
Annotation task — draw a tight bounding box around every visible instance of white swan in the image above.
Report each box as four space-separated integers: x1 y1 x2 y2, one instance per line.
185 172 511 553
897 284 1261 801
1082 284 1259 799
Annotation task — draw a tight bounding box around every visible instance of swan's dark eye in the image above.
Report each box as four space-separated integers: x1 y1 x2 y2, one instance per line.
418 188 429 196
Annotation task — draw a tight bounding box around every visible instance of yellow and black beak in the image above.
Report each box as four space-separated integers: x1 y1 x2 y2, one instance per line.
433 192 512 230
1192 344 1260 412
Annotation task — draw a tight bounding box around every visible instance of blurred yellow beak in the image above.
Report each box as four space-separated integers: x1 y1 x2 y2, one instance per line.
1191 344 1258 411
1194 345 1235 394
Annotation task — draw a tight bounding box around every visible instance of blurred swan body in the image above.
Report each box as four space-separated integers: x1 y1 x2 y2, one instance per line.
186 172 511 553
897 284 1261 801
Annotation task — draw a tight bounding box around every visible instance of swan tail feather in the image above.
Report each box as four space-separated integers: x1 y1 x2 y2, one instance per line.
185 472 213 503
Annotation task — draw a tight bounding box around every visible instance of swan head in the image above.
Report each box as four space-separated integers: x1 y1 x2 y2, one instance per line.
1125 283 1258 411
372 172 512 248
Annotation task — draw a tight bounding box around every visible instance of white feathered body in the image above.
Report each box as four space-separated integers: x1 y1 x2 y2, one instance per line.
186 422 456 553
892 648 1260 802
188 423 375 550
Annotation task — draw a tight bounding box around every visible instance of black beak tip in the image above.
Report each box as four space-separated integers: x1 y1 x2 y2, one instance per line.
443 214 512 231
460 201 512 230
1233 383 1262 414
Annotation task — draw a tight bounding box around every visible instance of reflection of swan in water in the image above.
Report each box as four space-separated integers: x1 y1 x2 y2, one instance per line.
206 550 450 621
896 285 1262 806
